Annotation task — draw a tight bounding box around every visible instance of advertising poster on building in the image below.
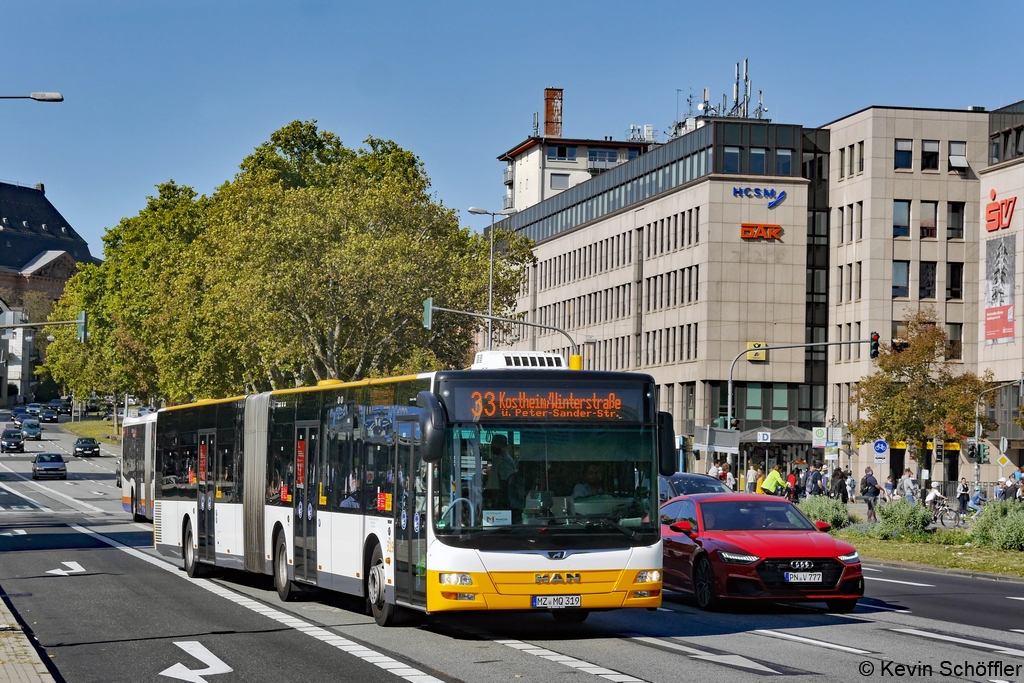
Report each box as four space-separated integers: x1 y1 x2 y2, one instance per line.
986 235 1016 344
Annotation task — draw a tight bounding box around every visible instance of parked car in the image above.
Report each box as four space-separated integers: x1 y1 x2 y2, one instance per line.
73 437 100 457
26 402 42 416
659 472 733 502
21 419 42 440
659 493 864 613
40 409 59 423
32 453 67 480
1 428 25 453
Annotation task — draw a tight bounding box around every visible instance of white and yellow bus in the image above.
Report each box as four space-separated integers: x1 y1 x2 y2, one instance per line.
121 411 157 522
153 351 675 625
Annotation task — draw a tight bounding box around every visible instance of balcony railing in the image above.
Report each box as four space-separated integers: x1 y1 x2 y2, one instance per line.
502 194 514 210
503 167 514 185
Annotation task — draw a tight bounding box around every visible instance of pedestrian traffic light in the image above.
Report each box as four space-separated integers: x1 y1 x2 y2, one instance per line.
978 443 989 464
967 442 976 460
712 417 727 428
730 418 739 430
869 331 880 359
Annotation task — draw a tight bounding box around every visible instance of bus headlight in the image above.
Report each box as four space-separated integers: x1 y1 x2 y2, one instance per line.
438 573 473 585
635 570 661 583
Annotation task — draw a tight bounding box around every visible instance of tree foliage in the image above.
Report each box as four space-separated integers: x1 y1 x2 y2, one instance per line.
851 310 993 446
44 121 534 403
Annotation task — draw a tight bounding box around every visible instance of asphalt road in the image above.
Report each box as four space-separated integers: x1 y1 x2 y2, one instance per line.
2 415 1023 682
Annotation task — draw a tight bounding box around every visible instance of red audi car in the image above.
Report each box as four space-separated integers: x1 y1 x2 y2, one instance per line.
660 493 864 612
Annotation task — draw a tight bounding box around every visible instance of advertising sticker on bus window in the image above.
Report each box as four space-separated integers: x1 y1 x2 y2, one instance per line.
296 439 306 486
198 444 207 483
483 510 512 526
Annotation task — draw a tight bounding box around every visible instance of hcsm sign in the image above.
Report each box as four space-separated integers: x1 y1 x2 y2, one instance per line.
986 189 1016 232
740 223 783 241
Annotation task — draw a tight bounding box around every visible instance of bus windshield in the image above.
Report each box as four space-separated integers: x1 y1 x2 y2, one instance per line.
433 423 658 547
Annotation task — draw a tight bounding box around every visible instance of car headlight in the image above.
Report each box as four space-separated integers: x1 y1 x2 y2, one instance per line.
718 551 760 564
838 551 860 564
438 573 473 585
635 570 661 583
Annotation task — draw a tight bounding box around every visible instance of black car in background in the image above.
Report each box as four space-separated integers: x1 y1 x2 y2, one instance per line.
40 409 59 423
2 428 25 453
74 437 100 457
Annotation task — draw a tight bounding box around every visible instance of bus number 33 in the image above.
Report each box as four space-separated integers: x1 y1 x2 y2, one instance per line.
470 391 497 418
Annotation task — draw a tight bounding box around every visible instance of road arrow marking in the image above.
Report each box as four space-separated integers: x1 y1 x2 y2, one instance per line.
0 529 26 536
631 636 781 674
159 642 232 683
46 561 86 576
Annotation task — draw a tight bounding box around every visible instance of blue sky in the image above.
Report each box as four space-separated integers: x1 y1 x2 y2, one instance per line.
2 1 1021 255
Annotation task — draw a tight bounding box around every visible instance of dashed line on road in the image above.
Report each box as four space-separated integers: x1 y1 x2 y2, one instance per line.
0 481 51 512
752 629 873 655
864 577 935 587
627 636 782 674
496 639 648 681
0 461 107 513
67 524 445 683
892 628 1024 658
1007 597 1024 601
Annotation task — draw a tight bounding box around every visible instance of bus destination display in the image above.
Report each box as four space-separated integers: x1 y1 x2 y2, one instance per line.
444 382 645 421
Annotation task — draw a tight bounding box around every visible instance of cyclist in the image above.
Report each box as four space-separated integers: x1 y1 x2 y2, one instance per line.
925 482 946 521
968 485 987 515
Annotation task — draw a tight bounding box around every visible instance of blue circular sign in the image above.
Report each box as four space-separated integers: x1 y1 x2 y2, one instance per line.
873 439 888 454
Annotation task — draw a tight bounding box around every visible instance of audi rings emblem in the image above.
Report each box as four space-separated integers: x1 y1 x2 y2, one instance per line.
789 560 814 570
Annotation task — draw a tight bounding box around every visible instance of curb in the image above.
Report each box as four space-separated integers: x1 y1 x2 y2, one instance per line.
0 595 57 683
863 559 1024 584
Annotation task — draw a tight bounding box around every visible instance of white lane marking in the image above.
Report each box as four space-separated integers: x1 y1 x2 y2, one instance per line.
861 567 882 572
90 491 107 496
46 561 86 576
862 603 912 613
1012 629 1024 634
1008 597 1024 601
864 576 935 587
0 529 27 536
0 461 105 513
892 628 1024 657
160 641 233 683
630 636 780 673
752 629 873 654
0 481 52 512
67 524 444 683
498 639 648 681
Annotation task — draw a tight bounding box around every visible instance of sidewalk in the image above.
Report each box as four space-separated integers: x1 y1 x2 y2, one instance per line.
0 598 55 683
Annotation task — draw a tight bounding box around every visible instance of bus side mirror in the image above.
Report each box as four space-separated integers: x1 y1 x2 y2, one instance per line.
658 411 676 477
416 391 447 463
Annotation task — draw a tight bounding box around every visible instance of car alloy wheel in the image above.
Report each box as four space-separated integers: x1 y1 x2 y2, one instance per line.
693 555 718 610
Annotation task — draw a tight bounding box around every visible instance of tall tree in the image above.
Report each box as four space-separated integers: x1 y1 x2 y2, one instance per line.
851 310 993 448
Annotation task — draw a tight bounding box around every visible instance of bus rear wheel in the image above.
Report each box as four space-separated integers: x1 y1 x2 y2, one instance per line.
275 533 297 602
367 544 398 626
183 523 203 578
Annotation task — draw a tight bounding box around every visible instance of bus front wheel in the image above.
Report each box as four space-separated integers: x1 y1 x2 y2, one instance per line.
183 523 204 578
367 544 398 626
275 533 297 602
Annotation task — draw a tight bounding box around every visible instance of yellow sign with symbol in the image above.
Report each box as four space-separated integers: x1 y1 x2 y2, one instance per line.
998 454 1010 467
746 341 768 362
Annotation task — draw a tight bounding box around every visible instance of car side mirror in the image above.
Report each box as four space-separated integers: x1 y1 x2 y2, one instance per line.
815 520 832 532
669 520 694 535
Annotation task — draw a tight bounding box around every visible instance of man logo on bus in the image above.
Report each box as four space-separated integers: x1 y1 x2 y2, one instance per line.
535 573 581 584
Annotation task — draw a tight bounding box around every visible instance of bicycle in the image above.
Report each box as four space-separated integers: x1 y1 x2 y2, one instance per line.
933 501 960 528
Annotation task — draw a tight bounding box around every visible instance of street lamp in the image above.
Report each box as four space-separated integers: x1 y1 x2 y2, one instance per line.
468 206 519 349
0 92 64 102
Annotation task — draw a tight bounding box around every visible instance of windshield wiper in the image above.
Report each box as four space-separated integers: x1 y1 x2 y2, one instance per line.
573 517 643 540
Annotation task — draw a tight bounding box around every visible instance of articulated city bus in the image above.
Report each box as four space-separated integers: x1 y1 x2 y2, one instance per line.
121 412 157 522
152 351 675 625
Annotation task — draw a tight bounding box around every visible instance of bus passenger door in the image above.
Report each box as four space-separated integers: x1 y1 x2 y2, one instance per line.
197 430 216 563
293 423 320 583
394 417 426 608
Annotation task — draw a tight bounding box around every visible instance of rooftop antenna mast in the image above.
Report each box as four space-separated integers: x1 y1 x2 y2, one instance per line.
532 112 539 137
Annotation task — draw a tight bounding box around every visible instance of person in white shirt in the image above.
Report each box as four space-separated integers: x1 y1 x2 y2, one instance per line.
925 481 946 519
707 461 720 479
745 464 758 493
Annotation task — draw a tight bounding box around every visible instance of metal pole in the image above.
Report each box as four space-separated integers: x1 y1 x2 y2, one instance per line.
487 212 494 350
430 304 580 356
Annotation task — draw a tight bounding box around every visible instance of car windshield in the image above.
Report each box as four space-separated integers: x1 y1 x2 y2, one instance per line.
701 500 815 531
3 430 20 438
36 454 63 463
23 420 40 428
434 423 658 546
670 475 731 495
77 439 97 445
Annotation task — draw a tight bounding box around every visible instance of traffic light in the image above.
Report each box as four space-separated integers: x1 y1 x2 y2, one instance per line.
978 443 990 464
869 331 880 359
77 311 88 343
967 442 977 460
712 417 727 428
730 418 740 430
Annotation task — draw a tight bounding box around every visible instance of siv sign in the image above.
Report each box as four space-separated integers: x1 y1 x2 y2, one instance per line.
733 187 787 209
986 189 1016 232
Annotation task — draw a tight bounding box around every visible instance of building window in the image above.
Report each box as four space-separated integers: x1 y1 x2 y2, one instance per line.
893 261 910 298
922 140 939 170
839 148 845 178
550 173 570 190
920 261 936 299
724 146 740 173
949 141 969 171
775 149 793 175
856 200 864 239
858 141 864 172
547 145 577 161
856 261 862 299
749 148 766 174
893 200 910 237
946 323 963 360
920 201 937 238
892 321 909 347
947 202 965 239
894 139 912 169
837 265 844 303
848 144 855 176
588 149 617 162
946 262 963 299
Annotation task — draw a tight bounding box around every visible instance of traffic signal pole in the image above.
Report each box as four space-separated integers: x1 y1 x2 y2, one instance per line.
726 339 872 432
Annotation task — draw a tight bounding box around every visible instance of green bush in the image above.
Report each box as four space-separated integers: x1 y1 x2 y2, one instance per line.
798 496 854 530
992 514 1024 551
968 501 1024 551
877 498 933 536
